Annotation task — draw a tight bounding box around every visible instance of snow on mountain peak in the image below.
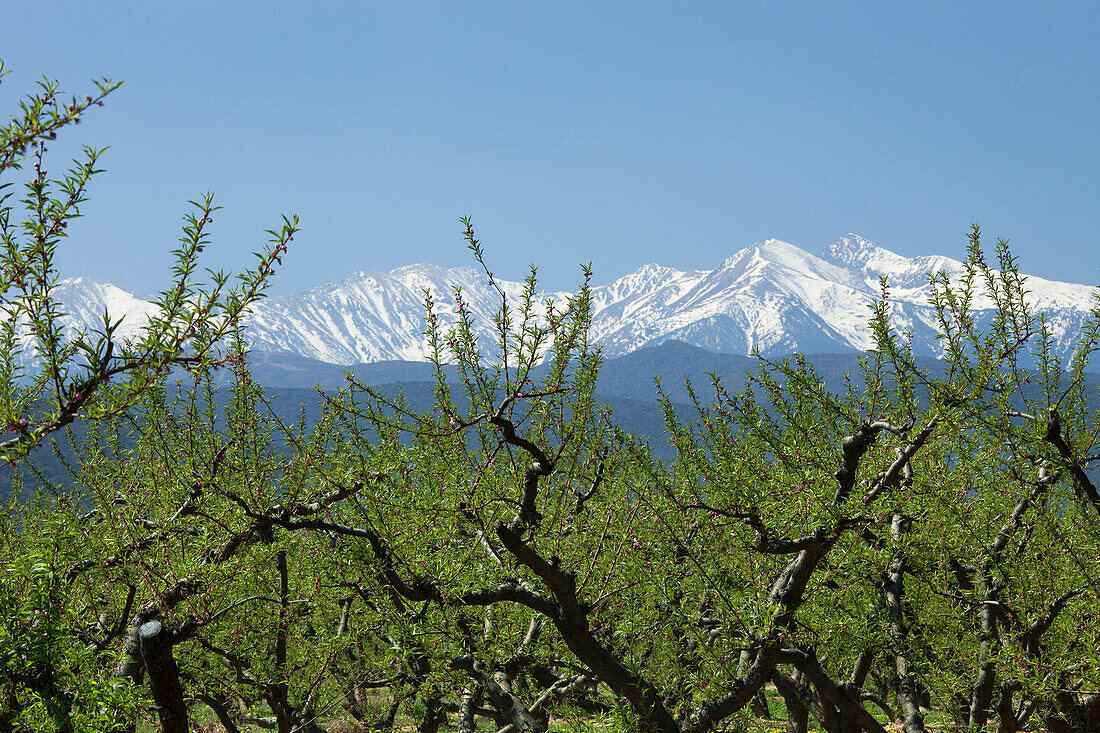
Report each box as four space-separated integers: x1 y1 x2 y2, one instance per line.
721 238 824 271
607 263 684 290
756 237 796 251
823 234 897 269
634 262 678 279
52 277 159 339
820 235 972 299
37 235 1099 367
388 262 478 281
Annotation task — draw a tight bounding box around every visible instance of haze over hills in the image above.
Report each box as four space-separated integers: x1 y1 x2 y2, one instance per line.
50 234 1099 367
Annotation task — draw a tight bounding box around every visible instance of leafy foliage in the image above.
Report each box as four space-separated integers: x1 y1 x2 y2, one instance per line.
4 62 1100 733
0 61 298 463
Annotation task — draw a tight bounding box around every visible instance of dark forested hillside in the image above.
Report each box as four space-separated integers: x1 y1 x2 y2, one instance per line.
8 342 1096 498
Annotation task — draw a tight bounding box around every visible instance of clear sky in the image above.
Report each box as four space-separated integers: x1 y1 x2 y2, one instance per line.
3 2 1098 296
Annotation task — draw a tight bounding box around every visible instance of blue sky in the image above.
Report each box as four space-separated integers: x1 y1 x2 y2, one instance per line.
4 2 1098 295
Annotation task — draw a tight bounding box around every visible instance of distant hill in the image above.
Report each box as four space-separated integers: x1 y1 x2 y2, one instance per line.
5 342 1097 499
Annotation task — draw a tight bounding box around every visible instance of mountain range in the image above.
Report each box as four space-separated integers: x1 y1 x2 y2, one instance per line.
52 234 1098 368
11 235 1099 497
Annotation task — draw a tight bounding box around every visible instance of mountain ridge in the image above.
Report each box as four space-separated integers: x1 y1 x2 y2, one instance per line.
48 234 1099 367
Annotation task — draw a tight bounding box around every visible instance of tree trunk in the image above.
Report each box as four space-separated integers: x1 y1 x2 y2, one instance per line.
819 695 842 733
882 514 927 733
993 681 1025 733
750 688 771 718
274 550 291 733
199 693 242 733
836 683 862 733
772 672 810 733
417 692 447 733
970 483 1047 728
778 649 888 733
139 620 189 733
969 597 999 728
457 687 481 733
376 697 402 732
1044 691 1100 733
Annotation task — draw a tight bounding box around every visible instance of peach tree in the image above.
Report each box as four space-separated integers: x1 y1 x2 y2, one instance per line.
0 60 295 732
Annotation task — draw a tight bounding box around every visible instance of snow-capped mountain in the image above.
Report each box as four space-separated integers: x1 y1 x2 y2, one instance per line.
244 263 514 364
41 235 1100 365
49 277 161 342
